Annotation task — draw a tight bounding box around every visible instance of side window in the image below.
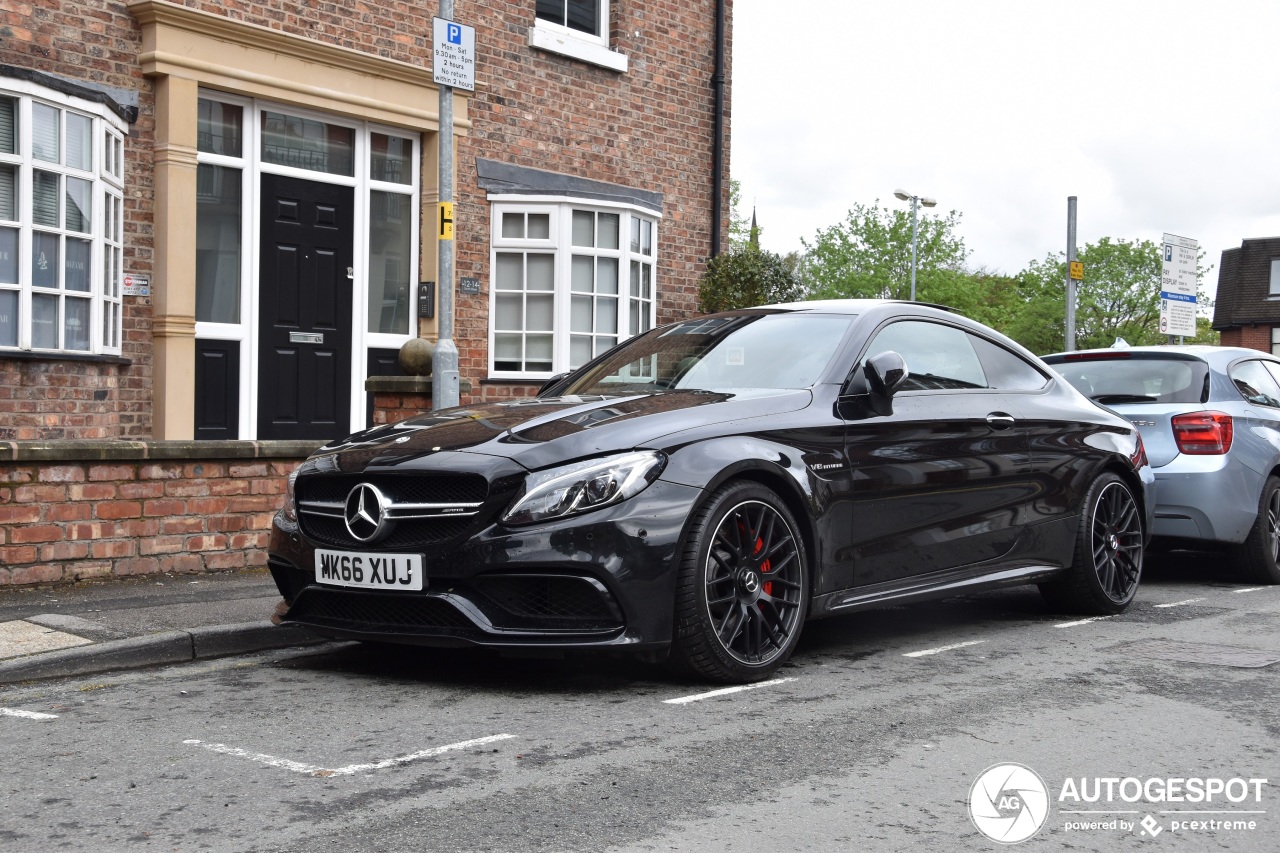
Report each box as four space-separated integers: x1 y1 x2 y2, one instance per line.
969 335 1048 391
1232 360 1280 408
866 320 987 390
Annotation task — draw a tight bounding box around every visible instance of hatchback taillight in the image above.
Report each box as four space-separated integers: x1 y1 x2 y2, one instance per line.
1171 411 1233 455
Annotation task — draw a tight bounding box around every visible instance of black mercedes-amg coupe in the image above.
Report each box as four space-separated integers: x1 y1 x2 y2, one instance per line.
268 300 1152 682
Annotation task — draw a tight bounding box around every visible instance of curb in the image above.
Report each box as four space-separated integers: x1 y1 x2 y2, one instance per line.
0 621 324 685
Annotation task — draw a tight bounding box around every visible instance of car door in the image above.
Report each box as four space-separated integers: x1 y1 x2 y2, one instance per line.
840 319 1034 586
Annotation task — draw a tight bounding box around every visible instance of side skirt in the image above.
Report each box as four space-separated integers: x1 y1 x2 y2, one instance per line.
809 562 1064 618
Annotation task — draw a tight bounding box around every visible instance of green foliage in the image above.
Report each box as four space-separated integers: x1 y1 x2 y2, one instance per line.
801 202 970 301
699 245 803 313
922 269 1024 333
1006 238 1215 354
728 179 754 248
1188 315 1220 345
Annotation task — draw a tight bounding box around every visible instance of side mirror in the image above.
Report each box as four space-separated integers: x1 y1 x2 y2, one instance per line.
865 351 909 397
537 372 570 397
839 350 909 419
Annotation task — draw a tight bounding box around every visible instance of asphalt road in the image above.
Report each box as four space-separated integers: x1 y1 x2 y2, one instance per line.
1 554 1276 853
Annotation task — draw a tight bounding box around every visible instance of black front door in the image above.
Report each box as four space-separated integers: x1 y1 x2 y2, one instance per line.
257 175 354 440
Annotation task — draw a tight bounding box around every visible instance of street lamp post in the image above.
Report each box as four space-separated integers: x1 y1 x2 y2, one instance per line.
893 189 937 301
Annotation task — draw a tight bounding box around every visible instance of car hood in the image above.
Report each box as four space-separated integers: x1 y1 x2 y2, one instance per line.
316 388 814 472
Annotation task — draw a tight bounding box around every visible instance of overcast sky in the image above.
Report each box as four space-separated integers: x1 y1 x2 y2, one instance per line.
730 0 1280 299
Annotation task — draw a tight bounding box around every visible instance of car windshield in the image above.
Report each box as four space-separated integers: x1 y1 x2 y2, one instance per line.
1049 356 1209 404
557 313 855 395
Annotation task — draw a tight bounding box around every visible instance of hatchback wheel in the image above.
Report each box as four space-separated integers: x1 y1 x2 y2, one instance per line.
1040 472 1143 613
1233 475 1280 584
671 482 809 683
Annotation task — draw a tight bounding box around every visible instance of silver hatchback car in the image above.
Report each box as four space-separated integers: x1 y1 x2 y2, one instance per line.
1043 345 1280 584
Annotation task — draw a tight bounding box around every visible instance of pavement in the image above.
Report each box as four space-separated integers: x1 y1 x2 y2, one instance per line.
0 568 324 684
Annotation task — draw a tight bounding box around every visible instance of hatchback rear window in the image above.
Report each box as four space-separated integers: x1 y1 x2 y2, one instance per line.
1048 356 1209 404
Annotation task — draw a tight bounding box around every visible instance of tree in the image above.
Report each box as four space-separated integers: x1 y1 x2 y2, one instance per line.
1006 238 1215 354
801 201 970 301
728 179 754 248
698 245 803 313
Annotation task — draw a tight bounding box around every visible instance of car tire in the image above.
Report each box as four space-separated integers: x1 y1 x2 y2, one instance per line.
1040 472 1144 614
1232 475 1280 584
670 481 809 683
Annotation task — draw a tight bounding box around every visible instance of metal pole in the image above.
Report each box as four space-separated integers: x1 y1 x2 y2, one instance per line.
1065 196 1077 351
909 196 919 302
432 0 460 410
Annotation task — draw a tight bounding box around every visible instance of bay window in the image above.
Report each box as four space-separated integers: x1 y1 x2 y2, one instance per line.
0 83 126 355
490 201 657 378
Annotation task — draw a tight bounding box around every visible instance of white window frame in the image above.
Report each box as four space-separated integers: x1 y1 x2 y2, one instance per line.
488 197 659 381
194 90 421 438
0 78 127 356
1270 258 1280 297
530 0 628 72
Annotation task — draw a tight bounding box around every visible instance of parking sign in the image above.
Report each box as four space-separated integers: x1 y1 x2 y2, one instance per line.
1159 233 1197 337
433 17 475 91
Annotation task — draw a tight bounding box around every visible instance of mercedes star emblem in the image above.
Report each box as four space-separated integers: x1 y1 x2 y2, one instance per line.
344 483 391 543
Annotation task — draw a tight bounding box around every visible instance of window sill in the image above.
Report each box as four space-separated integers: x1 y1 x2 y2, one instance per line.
0 349 131 366
529 22 628 72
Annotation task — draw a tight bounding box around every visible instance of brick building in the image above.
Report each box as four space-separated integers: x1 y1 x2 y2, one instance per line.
0 0 732 585
1213 237 1280 355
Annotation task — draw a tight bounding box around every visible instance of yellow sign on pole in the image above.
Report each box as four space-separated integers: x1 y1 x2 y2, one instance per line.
438 201 454 241
1069 261 1084 281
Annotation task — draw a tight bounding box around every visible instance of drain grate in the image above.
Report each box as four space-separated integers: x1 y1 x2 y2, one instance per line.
1112 639 1280 668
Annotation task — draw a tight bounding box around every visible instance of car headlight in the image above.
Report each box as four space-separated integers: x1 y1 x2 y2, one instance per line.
282 468 300 523
501 451 666 526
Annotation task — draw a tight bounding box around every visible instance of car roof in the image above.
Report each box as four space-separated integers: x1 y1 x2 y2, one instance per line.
755 298 953 314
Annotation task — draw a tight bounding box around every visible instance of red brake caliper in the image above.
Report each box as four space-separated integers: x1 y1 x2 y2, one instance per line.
756 535 773 596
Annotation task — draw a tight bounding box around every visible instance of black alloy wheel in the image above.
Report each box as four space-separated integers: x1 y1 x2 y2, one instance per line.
1234 475 1280 584
672 482 808 683
1040 472 1143 614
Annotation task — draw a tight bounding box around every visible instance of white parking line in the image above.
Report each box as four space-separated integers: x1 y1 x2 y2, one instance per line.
0 708 58 720
1154 598 1205 608
663 677 794 705
185 733 515 776
1054 617 1112 628
1234 587 1265 594
902 640 985 658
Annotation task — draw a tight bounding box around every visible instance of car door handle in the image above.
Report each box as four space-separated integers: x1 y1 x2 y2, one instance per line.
986 413 1016 430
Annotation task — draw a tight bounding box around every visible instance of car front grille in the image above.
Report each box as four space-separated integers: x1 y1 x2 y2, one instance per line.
296 473 489 550
287 587 477 634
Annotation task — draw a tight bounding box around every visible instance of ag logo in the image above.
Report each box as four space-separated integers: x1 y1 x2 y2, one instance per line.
968 763 1050 844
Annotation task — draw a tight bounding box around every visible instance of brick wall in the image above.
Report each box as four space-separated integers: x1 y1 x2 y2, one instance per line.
0 443 316 586
1 0 729 437
453 1 730 390
1219 326 1273 353
2 0 156 439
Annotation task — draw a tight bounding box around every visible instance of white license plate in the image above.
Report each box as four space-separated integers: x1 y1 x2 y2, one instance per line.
314 549 424 591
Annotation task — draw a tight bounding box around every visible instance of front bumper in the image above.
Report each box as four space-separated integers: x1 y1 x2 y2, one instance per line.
268 478 702 653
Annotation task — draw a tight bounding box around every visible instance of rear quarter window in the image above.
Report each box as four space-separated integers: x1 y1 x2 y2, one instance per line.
969 335 1048 391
